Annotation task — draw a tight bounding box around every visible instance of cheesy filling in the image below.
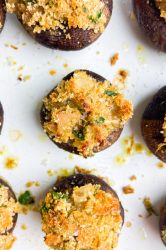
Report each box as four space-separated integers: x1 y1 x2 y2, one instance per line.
41 184 123 250
6 0 107 34
43 71 133 157
0 185 17 250
155 0 166 19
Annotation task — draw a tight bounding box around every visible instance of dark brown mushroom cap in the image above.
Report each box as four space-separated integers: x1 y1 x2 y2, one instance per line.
40 70 123 157
160 202 166 246
0 0 6 33
17 0 112 50
0 178 18 235
133 0 166 51
54 173 124 223
141 86 166 162
0 102 3 133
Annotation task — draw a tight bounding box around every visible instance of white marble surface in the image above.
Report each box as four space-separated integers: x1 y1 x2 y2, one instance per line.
0 0 166 249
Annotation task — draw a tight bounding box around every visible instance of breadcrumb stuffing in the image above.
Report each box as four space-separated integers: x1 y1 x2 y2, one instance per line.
43 70 133 157
6 0 108 34
0 184 18 250
41 184 123 250
155 0 166 20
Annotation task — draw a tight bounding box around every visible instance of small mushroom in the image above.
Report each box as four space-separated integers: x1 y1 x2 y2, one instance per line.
15 0 112 50
0 0 6 33
0 102 4 133
141 86 166 162
0 178 18 235
133 0 166 51
160 202 166 246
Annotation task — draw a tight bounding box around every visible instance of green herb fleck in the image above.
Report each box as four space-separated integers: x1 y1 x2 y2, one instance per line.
40 204 48 213
95 116 105 124
161 230 166 243
89 11 102 23
105 90 118 96
73 128 85 140
143 197 158 217
18 191 35 205
51 191 69 200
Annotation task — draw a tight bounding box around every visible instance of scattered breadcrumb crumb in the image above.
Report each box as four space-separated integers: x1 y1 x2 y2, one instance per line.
130 175 137 181
110 53 119 66
125 221 132 228
4 157 19 169
143 197 158 217
156 162 164 169
122 185 135 194
49 69 56 76
63 63 68 68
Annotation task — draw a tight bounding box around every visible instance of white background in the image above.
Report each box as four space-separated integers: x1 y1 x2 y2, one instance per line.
0 0 166 249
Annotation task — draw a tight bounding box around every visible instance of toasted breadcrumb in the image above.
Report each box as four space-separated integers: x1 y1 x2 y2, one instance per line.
110 53 119 66
0 185 18 249
41 184 123 250
122 185 134 194
155 0 166 19
6 0 107 34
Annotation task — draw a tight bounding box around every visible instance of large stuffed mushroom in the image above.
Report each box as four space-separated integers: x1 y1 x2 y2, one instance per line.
133 0 166 51
40 70 133 157
41 173 124 250
6 0 113 50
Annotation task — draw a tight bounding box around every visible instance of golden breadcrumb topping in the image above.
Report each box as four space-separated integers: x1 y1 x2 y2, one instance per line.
155 0 166 19
43 70 133 157
41 184 123 250
162 114 166 142
6 0 107 34
0 184 17 250
158 114 166 150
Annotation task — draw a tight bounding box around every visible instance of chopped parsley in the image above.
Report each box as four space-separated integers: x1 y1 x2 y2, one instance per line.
89 10 102 23
95 116 105 124
40 204 49 213
51 191 69 200
18 190 35 205
105 90 118 96
73 128 85 140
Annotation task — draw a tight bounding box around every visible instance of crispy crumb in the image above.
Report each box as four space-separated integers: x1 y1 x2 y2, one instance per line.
49 69 56 76
129 175 137 181
156 162 165 169
125 221 132 228
110 53 119 66
4 157 19 169
9 130 23 142
63 63 68 68
122 185 134 194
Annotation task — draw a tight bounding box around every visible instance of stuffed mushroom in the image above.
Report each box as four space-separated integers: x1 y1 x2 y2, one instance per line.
141 86 166 162
40 70 133 157
41 173 124 250
0 102 3 133
133 0 166 51
0 0 5 33
6 0 112 50
160 202 166 246
0 178 18 250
